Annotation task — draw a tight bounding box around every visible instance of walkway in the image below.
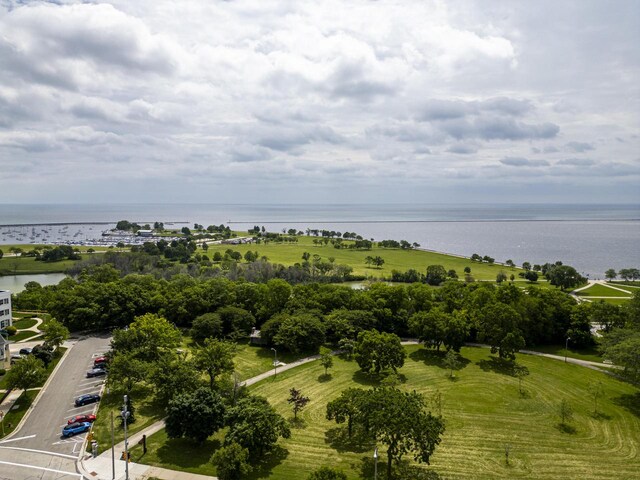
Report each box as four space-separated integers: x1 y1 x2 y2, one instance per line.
570 280 633 303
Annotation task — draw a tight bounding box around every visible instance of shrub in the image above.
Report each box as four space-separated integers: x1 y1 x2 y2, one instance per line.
5 326 17 336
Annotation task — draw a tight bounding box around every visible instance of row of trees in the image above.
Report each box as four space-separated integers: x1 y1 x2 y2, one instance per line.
605 268 640 281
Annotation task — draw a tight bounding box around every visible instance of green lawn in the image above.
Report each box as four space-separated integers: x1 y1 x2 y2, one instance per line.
0 348 65 390
525 344 603 363
576 284 632 297
200 236 532 282
0 390 38 439
12 318 38 329
234 341 306 382
130 345 640 479
0 256 79 275
91 384 166 455
8 331 41 342
589 298 632 306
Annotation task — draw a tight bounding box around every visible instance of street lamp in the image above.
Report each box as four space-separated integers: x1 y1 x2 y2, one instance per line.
373 446 378 480
565 337 571 363
122 395 130 480
271 348 278 378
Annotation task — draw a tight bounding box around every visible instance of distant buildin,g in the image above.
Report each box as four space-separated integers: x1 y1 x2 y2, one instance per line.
0 289 11 366
136 229 154 237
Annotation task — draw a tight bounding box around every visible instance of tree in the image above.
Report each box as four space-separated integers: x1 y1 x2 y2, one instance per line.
307 467 348 480
443 349 460 378
273 313 326 354
190 313 223 343
505 259 514 267
464 266 471 274
546 265 584 290
107 352 148 394
166 387 226 444
41 318 69 350
338 337 356 359
288 388 310 419
361 387 445 478
111 313 181 362
0 248 3 259
225 396 291 457
513 364 530 396
524 270 539 282
522 262 531 271
6 355 46 390
210 443 252 480
496 271 508 283
477 302 525 360
425 265 447 286
326 387 367 438
588 380 604 415
605 269 617 281
354 330 405 374
31 343 55 366
149 356 202 406
319 347 334 376
194 338 236 389
217 306 255 339
557 399 574 427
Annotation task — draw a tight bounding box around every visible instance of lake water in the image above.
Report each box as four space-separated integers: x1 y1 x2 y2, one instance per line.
0 203 638 279
0 273 67 293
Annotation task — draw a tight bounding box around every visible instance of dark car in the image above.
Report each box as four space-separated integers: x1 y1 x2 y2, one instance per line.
93 356 108 367
68 414 96 425
62 422 91 438
19 347 33 355
75 394 101 407
86 367 107 378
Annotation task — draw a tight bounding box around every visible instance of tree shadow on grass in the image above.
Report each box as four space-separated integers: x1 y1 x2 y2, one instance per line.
152 437 221 469
246 445 289 480
358 457 442 480
324 427 373 453
476 357 519 377
288 417 307 429
352 370 382 387
409 349 471 372
590 411 612 421
318 373 332 383
555 423 577 434
612 392 640 418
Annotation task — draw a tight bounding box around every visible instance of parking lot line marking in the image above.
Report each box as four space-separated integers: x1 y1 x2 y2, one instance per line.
0 434 36 445
78 380 102 387
0 445 77 460
67 406 97 413
75 385 103 393
0 459 81 477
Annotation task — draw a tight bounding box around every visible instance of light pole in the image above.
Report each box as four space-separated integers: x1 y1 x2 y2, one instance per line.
122 395 130 480
565 337 571 363
373 446 378 480
271 348 278 378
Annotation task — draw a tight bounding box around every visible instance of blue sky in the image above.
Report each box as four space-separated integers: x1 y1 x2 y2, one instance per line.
0 0 638 204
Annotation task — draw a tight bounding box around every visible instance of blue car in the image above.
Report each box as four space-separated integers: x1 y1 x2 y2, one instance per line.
62 422 91 438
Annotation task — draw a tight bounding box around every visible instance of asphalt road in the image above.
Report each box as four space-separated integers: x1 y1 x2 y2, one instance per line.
0 335 111 480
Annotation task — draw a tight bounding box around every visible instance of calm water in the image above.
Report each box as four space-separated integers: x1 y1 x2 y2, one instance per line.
0 273 67 293
0 203 638 278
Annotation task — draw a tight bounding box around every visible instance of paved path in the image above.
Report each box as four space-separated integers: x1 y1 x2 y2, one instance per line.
570 280 633 303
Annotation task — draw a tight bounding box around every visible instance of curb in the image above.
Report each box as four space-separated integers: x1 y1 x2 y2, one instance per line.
2 345 73 441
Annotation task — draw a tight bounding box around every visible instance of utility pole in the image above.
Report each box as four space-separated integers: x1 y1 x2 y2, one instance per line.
373 446 378 480
122 395 130 480
271 347 278 379
565 337 571 363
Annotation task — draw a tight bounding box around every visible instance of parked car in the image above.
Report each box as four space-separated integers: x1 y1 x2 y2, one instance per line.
86 367 107 378
62 422 91 438
10 354 22 364
93 356 108 367
67 414 96 425
75 394 101 407
19 347 33 355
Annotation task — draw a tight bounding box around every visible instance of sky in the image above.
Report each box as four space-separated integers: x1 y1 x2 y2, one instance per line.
0 0 638 204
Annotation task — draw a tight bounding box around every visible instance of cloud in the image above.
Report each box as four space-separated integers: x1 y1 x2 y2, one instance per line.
447 144 477 154
565 141 595 152
556 158 596 166
500 157 550 167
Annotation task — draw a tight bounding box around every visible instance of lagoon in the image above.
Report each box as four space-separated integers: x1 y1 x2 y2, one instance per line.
0 273 67 293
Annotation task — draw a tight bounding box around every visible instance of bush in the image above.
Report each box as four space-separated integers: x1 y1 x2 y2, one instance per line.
5 326 17 336
0 368 6 376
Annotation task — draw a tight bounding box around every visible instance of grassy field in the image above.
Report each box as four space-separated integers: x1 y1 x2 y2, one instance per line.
576 284 633 298
130 345 640 479
200 236 541 283
12 318 38 329
0 390 38 438
0 256 79 275
8 331 41 342
525 344 602 363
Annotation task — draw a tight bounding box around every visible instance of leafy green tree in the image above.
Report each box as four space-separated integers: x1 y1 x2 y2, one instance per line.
464 266 471 274
194 338 236 389
605 269 617 281
111 313 181 362
354 330 405 374
273 313 326 354
522 262 531 271
409 309 446 350
320 347 334 375
546 265 584 290
326 387 367 438
600 328 640 383
6 355 46 390
307 467 348 480
588 380 604 415
557 399 574 427
107 352 148 394
210 443 252 480
217 306 255 339
361 387 445 478
590 301 625 333
524 270 539 282
496 271 508 283
190 313 223 343
338 337 356 360
443 349 460 378
41 318 69 350
166 387 226 444
0 248 3 259
567 303 595 348
477 302 525 360
425 265 447 286
225 396 291 457
288 387 310 419
513 364 529 395
149 356 201 406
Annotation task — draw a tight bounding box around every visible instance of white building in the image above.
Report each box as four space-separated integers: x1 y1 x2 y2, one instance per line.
0 290 11 330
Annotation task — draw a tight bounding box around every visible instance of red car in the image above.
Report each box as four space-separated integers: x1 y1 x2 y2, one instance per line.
93 356 108 367
68 414 96 425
